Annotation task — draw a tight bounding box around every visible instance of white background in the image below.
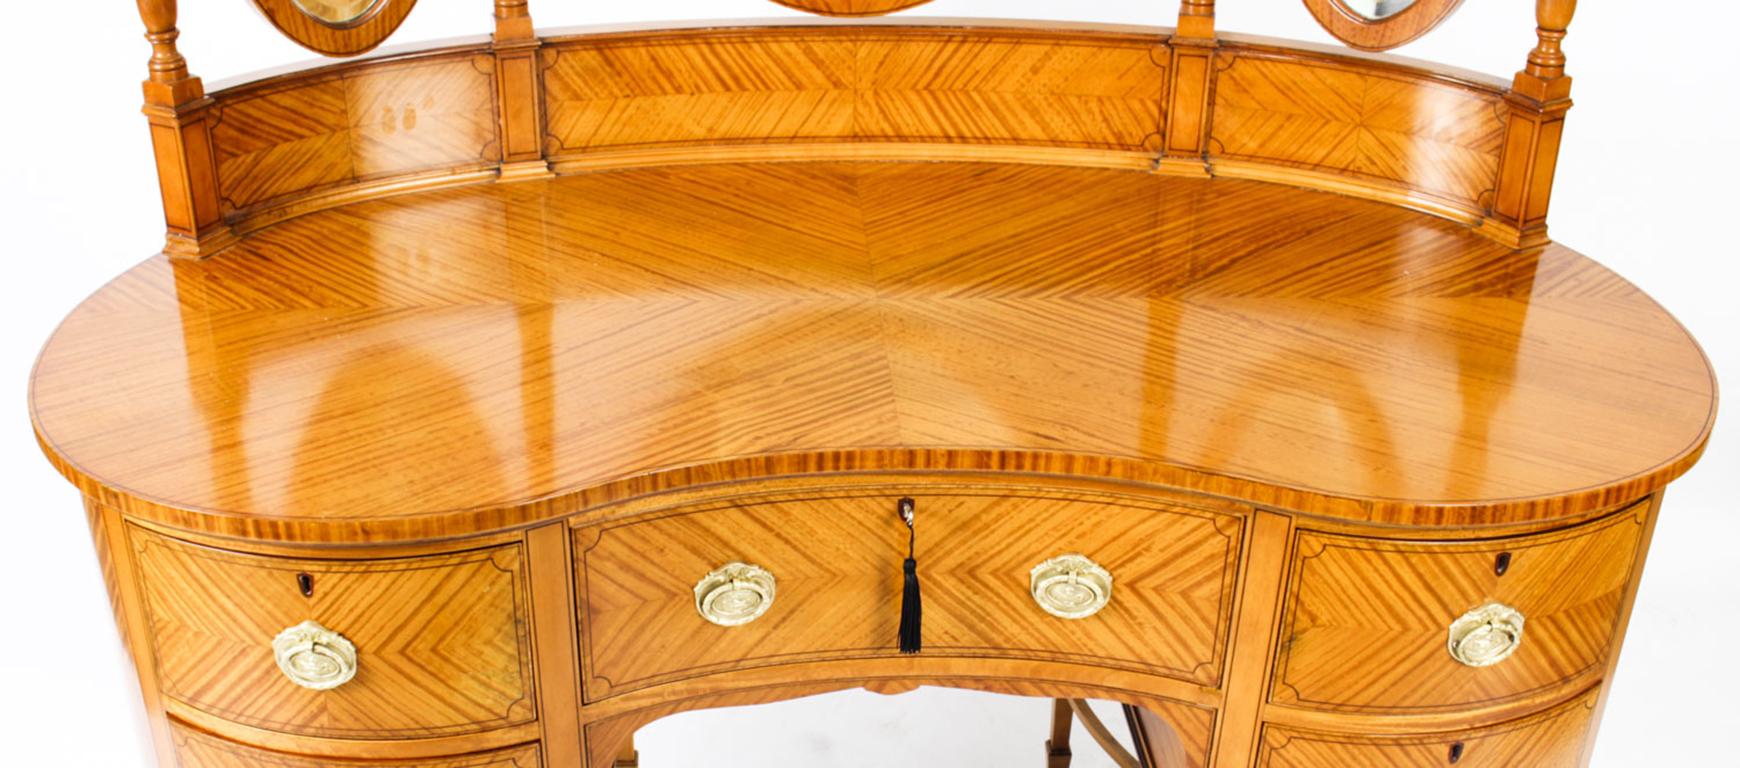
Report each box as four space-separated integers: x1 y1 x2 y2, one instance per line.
1 1 1733 765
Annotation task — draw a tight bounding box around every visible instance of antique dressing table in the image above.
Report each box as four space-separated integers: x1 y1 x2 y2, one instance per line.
31 0 1716 766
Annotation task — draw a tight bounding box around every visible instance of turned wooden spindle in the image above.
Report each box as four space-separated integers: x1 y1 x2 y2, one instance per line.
133 0 228 257
136 0 188 86
1526 0 1576 80
1177 0 1215 40
135 0 203 106
495 0 535 40
1488 0 1579 248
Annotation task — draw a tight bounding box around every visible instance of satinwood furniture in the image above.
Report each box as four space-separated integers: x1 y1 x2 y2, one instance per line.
32 0 1715 766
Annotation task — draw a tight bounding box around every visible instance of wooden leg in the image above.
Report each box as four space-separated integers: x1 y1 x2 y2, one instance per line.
1046 698 1074 768
1124 704 1191 768
613 734 639 768
1068 700 1142 768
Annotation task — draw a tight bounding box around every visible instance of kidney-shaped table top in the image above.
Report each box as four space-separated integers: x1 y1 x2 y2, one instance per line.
31 162 1716 542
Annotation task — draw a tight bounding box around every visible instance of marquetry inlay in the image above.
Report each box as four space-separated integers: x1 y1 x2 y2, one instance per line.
41 2 1710 766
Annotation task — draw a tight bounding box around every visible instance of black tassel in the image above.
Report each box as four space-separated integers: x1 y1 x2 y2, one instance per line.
898 498 922 654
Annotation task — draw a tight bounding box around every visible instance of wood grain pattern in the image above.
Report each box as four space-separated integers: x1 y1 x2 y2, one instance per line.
61 9 1694 767
524 524 585 768
209 49 499 216
1209 511 1293 766
1271 504 1646 714
1490 0 1581 247
88 498 181 767
171 723 542 767
541 27 1165 159
1211 45 1507 211
131 528 536 739
1259 686 1599 767
30 163 1715 543
576 486 1242 699
157 22 1580 249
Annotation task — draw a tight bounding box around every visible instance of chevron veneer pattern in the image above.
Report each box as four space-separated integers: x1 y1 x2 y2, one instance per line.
541 28 1165 156
209 51 499 216
1272 505 1646 713
31 163 1715 542
1212 49 1507 210
577 487 1241 699
1259 687 1599 767
133 529 536 739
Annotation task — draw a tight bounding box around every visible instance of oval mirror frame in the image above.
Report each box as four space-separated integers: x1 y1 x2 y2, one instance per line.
770 0 933 17
1302 0 1466 51
252 0 417 57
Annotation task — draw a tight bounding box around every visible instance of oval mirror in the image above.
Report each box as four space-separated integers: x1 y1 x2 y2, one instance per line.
252 0 417 57
1303 0 1465 51
291 0 383 26
772 0 932 15
1340 0 1418 21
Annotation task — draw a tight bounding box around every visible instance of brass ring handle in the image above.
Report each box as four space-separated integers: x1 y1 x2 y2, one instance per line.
272 620 358 690
1447 602 1526 667
1030 554 1114 620
694 562 777 627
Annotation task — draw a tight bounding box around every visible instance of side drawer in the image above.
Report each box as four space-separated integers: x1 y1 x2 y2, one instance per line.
1258 688 1600 766
132 528 537 739
1271 504 1647 714
576 486 1243 700
170 723 542 767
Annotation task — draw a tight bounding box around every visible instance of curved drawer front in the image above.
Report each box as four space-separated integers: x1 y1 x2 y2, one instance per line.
1259 688 1599 767
132 529 537 739
576 488 1244 699
1272 505 1647 713
171 724 542 767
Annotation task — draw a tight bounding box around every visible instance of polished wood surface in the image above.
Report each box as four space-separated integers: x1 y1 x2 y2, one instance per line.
32 163 1714 543
122 13 1581 253
208 48 500 222
132 529 536 739
1211 39 1505 214
1272 503 1645 714
42 4 1709 767
577 486 1241 699
538 25 1167 172
1259 687 1599 767
171 723 542 768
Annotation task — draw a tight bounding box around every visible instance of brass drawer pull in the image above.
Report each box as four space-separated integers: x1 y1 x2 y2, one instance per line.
272 620 358 690
1447 602 1526 667
1030 554 1113 620
694 562 777 627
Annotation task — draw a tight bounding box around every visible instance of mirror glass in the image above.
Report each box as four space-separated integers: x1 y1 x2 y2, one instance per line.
291 0 382 25
1338 0 1418 20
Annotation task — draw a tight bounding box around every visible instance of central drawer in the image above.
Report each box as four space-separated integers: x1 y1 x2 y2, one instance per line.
575 487 1245 700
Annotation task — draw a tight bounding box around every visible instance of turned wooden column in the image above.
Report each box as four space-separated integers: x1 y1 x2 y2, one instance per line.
1490 0 1578 248
1157 0 1217 175
494 0 555 180
136 0 232 258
